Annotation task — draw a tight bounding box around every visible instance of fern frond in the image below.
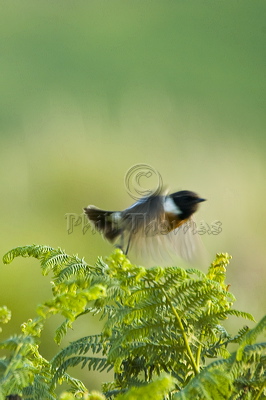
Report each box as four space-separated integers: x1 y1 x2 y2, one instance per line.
116 374 175 400
3 245 96 280
207 253 232 286
52 335 106 370
2 246 263 399
40 250 72 276
54 262 91 284
0 334 35 352
197 309 255 328
54 320 73 345
22 374 56 400
174 331 266 399
228 326 250 344
111 321 168 346
236 315 266 360
53 357 110 384
58 372 87 394
3 244 54 264
103 299 164 334
174 367 233 400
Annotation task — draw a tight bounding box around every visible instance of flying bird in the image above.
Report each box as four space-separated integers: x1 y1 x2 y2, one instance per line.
84 190 206 265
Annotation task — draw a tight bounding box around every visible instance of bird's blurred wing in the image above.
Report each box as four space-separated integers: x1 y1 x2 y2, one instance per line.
167 218 205 263
127 217 206 267
121 194 165 235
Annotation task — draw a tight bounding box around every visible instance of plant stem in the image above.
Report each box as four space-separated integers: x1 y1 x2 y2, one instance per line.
196 330 204 370
196 343 202 370
254 383 265 400
162 289 199 375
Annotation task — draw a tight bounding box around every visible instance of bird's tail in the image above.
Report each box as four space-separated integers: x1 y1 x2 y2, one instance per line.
83 206 121 242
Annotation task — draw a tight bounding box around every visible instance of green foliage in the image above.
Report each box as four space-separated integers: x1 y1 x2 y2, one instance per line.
0 329 56 400
1 245 266 399
116 374 175 400
0 306 11 332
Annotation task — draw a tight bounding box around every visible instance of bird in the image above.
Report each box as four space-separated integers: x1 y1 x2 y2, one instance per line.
84 190 206 266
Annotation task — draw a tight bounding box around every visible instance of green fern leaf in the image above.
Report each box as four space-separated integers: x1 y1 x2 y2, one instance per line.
3 244 54 264
236 315 266 360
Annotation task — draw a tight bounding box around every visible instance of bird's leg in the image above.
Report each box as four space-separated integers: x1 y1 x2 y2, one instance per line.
115 230 132 256
115 231 125 253
125 232 133 255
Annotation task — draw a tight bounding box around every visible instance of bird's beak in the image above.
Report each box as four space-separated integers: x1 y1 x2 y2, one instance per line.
197 198 206 203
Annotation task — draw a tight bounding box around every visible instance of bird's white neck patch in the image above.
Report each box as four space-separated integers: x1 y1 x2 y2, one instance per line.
164 197 181 215
112 212 122 221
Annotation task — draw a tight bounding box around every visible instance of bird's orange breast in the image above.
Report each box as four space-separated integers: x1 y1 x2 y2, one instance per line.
164 212 188 232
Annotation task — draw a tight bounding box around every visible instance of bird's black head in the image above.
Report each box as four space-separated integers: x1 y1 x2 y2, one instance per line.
170 190 206 220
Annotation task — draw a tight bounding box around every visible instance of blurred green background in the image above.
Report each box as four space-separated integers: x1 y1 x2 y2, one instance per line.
0 0 265 391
